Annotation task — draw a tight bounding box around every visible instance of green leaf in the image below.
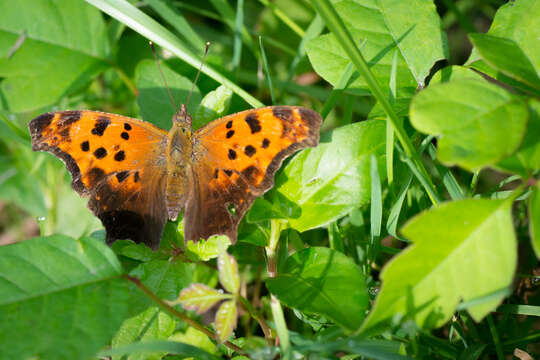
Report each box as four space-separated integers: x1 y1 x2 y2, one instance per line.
218 252 240 294
266 247 368 331
193 85 233 130
214 300 237 343
186 235 232 261
469 34 540 91
169 327 216 355
0 0 110 112
276 120 386 232
429 65 486 84
410 79 528 171
363 199 517 331
135 59 201 130
467 0 540 75
112 307 176 360
0 235 129 360
306 0 446 96
99 340 218 360
178 283 232 314
496 99 540 176
529 184 540 259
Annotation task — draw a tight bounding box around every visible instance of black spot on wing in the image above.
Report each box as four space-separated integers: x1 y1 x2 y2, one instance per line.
226 120 233 129
114 150 125 162
134 171 140 182
59 127 70 139
226 130 235 138
58 111 81 127
244 145 256 157
94 147 107 159
228 149 237 160
91 116 111 136
262 138 270 148
116 171 129 183
245 113 261 134
214 169 219 179
124 123 132 131
81 141 90 152
121 132 129 140
224 169 233 177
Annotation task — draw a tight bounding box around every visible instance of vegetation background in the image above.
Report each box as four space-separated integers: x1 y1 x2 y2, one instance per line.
0 0 538 359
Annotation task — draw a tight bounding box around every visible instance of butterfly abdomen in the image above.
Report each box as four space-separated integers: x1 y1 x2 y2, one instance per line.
165 122 192 220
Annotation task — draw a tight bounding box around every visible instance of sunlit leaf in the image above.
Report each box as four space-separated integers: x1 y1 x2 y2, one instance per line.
178 283 231 314
218 251 240 295
214 300 237 343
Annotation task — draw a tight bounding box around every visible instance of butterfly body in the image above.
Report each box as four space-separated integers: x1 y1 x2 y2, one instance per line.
29 105 322 249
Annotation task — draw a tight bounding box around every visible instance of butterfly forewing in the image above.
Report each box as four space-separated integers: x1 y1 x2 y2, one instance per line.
29 110 169 249
186 106 322 242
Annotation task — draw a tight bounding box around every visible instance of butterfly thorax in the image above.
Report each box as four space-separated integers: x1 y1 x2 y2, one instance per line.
165 106 193 221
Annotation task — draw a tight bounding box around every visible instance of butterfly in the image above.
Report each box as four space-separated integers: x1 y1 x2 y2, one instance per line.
29 103 322 249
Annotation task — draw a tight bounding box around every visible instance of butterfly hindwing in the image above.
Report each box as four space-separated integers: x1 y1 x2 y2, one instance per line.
29 110 169 249
186 106 322 242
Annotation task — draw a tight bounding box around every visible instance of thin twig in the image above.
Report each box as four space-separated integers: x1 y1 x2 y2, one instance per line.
124 275 246 355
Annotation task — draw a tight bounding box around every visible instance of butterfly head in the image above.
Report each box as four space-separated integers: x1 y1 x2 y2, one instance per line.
173 104 192 129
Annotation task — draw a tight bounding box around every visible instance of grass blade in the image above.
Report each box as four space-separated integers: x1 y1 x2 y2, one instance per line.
85 0 264 108
259 36 276 104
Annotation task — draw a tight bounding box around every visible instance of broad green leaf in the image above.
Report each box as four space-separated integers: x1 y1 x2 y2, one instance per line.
215 300 237 343
112 307 176 360
469 34 540 90
276 120 386 232
99 340 218 360
266 247 368 331
135 59 201 130
497 99 540 176
193 85 233 130
306 0 446 96
246 192 301 223
178 283 232 314
468 0 540 74
130 259 194 303
530 185 540 259
186 235 232 261
0 0 110 112
410 79 528 171
429 65 486 84
363 199 517 331
169 327 216 355
218 252 240 294
0 235 129 360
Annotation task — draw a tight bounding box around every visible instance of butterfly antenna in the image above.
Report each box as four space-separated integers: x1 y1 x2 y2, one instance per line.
149 41 177 112
186 41 211 107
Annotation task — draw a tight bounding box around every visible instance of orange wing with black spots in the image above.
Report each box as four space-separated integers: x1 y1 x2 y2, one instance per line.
29 110 168 249
185 106 322 242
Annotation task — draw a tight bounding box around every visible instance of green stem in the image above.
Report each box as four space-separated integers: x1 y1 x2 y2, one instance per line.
124 275 246 355
265 220 290 358
310 0 439 205
237 295 273 344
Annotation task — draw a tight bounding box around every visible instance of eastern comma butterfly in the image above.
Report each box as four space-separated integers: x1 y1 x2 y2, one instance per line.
29 103 322 249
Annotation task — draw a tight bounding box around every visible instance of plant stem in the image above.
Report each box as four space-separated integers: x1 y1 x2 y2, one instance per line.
237 295 273 345
265 220 291 359
124 275 246 355
310 0 440 206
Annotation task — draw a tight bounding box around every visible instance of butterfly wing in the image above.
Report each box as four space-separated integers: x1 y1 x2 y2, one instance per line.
29 110 168 249
187 106 322 242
